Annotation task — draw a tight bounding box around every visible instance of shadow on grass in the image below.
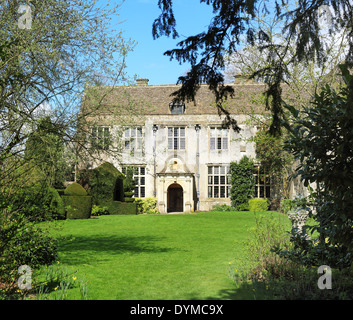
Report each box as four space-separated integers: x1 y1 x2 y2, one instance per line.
58 234 176 265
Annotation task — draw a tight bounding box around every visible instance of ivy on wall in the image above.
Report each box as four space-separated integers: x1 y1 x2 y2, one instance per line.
230 156 255 211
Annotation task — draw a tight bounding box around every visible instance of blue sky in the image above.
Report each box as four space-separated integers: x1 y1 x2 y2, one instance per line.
117 0 215 85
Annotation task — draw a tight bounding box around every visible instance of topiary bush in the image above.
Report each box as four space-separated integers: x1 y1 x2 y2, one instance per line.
64 182 88 196
62 182 92 219
249 198 270 211
79 162 124 206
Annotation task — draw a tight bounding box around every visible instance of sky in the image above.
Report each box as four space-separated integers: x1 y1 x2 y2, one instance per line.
116 0 215 85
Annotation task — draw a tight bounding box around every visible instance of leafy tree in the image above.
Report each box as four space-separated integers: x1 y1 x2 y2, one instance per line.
283 65 353 268
25 117 67 188
0 0 134 183
153 0 353 134
0 0 133 296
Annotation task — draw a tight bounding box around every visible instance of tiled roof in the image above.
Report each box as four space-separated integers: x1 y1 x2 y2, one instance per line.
82 81 294 116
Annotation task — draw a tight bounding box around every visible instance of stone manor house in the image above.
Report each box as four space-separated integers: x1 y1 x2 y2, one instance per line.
80 78 303 213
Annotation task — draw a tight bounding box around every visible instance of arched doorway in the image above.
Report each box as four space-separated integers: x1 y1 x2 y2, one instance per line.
167 183 183 212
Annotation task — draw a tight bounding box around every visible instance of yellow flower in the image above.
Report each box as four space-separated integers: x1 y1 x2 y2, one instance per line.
73 276 77 281
54 287 58 291
57 261 60 264
228 262 231 265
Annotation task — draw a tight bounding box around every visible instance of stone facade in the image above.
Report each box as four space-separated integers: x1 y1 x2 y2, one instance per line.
81 79 301 213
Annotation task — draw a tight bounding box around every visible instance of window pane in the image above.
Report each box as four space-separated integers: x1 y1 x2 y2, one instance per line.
140 177 145 185
217 128 222 136
223 138 228 150
174 138 178 149
180 138 185 149
214 186 219 197
220 176 225 184
214 176 219 184
134 187 139 198
208 186 212 198
174 127 178 137
208 166 213 174
208 176 213 184
220 186 225 198
168 128 173 136
217 137 222 149
214 166 219 174
140 187 145 198
125 128 130 137
180 127 185 137
168 138 173 149
210 128 215 137
137 127 142 137
210 137 215 150
137 137 142 150
125 140 130 149
140 167 145 175
220 166 225 174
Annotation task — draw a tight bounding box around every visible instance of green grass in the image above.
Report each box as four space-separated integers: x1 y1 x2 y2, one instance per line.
41 211 287 300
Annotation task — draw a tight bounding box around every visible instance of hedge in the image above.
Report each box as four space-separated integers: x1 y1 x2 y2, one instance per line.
79 162 124 206
63 182 92 219
107 201 137 215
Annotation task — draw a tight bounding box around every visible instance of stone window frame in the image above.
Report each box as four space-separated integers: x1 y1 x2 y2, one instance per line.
168 126 186 150
253 164 271 198
123 127 143 151
169 101 185 114
209 127 229 151
122 165 146 198
91 126 111 151
207 164 231 198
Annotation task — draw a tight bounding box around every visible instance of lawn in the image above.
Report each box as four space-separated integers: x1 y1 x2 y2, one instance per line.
41 211 288 300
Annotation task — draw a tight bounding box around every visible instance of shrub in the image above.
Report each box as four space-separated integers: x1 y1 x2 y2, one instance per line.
230 156 255 211
280 198 295 214
10 184 66 222
0 214 58 296
107 201 137 215
64 182 87 196
91 205 109 216
62 183 92 219
79 162 124 206
135 197 159 214
249 198 270 211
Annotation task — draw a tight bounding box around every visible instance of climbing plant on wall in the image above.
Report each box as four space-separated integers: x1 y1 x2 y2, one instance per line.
230 156 255 211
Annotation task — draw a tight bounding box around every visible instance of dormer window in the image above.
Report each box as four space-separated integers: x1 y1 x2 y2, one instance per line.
169 101 185 114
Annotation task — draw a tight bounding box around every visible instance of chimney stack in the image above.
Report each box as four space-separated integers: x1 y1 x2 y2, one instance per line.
136 78 149 86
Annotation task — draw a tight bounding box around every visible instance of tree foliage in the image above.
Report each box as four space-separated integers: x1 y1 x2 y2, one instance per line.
283 65 353 268
153 0 353 134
